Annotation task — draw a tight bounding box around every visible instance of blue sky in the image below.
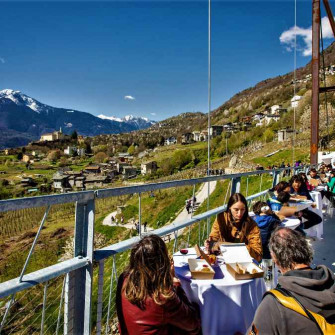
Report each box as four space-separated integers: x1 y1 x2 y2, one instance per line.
0 0 334 121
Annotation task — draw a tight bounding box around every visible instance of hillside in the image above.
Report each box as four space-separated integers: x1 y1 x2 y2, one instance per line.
91 42 335 155
212 42 335 124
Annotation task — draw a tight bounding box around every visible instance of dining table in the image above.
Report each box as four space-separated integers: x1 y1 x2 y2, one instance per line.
297 194 324 239
173 248 266 335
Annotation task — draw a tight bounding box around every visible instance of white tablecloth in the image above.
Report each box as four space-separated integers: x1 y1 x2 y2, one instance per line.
281 217 301 230
310 191 323 211
173 249 266 335
306 192 323 239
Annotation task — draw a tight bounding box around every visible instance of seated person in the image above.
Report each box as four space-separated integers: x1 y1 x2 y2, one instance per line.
290 175 312 200
252 201 281 260
268 191 300 218
250 228 335 334
327 169 335 193
207 193 262 262
267 182 291 211
299 172 312 191
116 234 201 335
308 168 321 187
268 181 291 198
276 191 322 232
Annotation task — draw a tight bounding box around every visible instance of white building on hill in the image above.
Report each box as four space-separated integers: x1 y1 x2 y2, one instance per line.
40 128 65 142
291 95 302 108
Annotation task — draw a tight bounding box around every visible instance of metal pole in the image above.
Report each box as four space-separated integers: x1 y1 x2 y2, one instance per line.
207 0 212 241
311 0 320 165
323 0 335 38
293 0 297 166
64 198 95 335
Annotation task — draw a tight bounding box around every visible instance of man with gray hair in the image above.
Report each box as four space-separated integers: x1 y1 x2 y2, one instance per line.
251 227 335 334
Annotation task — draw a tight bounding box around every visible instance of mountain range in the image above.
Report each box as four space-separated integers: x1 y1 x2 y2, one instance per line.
0 89 155 149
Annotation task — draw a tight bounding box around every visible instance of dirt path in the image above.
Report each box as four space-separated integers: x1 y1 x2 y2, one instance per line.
102 181 217 234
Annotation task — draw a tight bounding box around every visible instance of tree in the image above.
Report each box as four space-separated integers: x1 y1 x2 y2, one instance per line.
263 128 275 143
47 150 61 162
94 152 108 163
172 150 192 171
84 142 92 154
17 152 23 160
71 130 78 140
127 145 135 155
1 179 9 187
59 157 68 167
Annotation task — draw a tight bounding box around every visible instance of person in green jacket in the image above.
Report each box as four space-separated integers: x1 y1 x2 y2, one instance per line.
327 169 335 192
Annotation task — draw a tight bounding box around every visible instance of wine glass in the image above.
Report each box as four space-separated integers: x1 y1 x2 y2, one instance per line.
179 241 189 265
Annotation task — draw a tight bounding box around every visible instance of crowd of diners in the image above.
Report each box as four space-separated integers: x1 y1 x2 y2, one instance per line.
115 166 335 334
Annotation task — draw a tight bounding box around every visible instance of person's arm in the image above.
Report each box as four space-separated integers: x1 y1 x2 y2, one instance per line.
245 220 263 262
163 286 201 334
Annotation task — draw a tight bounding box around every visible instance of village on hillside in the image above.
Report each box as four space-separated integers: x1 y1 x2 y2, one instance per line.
2 59 335 199
0 96 303 198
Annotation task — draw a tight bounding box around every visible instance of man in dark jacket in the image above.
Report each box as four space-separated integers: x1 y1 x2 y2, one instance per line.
251 227 335 334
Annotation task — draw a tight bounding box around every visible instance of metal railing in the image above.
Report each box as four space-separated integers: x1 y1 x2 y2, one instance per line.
0 167 305 334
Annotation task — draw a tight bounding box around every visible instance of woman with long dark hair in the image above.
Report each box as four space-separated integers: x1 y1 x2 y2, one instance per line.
116 234 201 335
290 175 312 200
207 193 263 262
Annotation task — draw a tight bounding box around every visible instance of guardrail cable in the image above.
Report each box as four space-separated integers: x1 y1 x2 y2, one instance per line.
173 230 179 254
96 260 105 335
202 220 207 241
105 255 117 335
191 184 196 218
40 282 48 335
0 295 14 334
259 174 263 193
0 205 51 334
224 180 232 205
26 279 64 335
55 275 66 335
138 192 142 236
187 225 191 248
198 221 201 245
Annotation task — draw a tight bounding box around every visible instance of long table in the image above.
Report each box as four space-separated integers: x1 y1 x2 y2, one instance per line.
173 248 266 335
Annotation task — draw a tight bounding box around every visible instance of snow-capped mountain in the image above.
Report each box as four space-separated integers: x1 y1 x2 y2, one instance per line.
0 89 156 149
0 89 49 113
98 114 156 128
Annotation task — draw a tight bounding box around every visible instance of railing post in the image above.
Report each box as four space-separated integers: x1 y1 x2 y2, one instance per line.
64 195 95 335
272 171 280 189
231 177 241 195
